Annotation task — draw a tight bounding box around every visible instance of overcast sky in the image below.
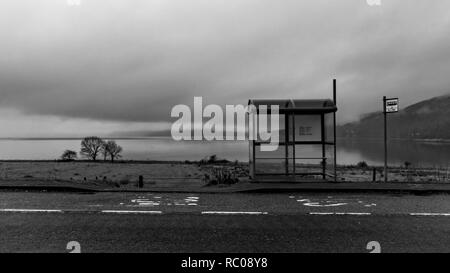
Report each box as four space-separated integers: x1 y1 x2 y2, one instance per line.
0 0 449 137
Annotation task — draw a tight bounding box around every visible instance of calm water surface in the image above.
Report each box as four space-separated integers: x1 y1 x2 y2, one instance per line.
0 138 449 167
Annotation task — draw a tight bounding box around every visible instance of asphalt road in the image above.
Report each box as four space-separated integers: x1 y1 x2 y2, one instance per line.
0 191 449 252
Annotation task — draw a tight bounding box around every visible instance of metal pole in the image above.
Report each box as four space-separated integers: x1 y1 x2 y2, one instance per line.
284 115 288 175
383 96 388 182
292 114 296 179
138 175 144 188
333 79 337 182
321 113 326 180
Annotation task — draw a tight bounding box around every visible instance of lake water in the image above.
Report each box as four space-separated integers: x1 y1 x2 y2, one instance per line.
0 138 449 167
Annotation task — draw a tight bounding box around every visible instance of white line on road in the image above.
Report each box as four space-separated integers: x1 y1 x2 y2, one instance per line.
309 212 371 216
3 209 448 217
410 213 450 217
335 212 371 216
201 211 269 215
101 210 162 214
0 209 63 213
309 212 334 215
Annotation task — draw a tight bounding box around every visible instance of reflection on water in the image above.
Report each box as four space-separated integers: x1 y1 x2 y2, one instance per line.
337 139 450 167
0 138 249 162
0 138 449 167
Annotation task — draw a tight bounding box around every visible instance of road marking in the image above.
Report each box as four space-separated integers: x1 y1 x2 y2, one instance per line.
201 211 269 215
0 209 63 213
309 212 371 216
101 210 162 214
410 213 450 217
309 212 335 215
335 212 371 216
303 203 348 207
4 209 446 217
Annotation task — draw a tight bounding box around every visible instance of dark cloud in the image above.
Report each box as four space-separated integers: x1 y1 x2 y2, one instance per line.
0 0 450 126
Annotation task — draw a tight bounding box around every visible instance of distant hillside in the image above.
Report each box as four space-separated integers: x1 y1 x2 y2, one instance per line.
337 94 450 140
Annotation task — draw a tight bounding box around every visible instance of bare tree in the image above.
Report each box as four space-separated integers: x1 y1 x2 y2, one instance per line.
103 140 123 162
61 150 77 161
80 136 104 161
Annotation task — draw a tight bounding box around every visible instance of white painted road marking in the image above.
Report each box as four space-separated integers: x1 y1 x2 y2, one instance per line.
293 196 377 208
0 209 63 213
409 213 450 217
202 211 269 215
309 212 372 216
303 202 348 207
1 208 449 217
129 194 199 207
309 212 335 215
101 210 162 214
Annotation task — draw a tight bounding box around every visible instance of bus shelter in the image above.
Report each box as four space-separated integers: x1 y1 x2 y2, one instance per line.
248 99 337 182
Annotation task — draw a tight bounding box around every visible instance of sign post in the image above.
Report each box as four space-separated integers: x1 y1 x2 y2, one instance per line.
383 96 399 182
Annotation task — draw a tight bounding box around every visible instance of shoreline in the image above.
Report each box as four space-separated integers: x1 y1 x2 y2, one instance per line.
2 136 450 143
0 161 448 186
0 159 446 170
0 136 173 141
0 159 448 169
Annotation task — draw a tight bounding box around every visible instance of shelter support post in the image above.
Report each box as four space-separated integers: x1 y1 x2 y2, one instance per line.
333 79 337 182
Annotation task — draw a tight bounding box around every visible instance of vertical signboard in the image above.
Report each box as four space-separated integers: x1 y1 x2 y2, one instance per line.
385 98 399 113
383 96 399 182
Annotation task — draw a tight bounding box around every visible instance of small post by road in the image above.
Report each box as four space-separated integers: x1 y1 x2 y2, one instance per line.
138 175 144 188
383 96 399 183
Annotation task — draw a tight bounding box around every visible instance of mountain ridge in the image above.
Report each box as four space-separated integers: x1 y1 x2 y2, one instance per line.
337 94 450 140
